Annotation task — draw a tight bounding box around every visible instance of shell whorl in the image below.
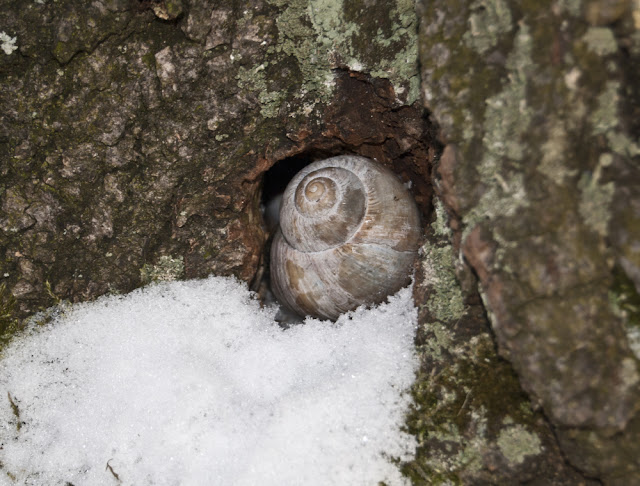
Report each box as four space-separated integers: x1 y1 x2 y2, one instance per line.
281 165 366 253
271 155 422 321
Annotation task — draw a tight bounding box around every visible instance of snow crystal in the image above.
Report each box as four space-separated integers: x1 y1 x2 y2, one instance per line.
0 276 417 485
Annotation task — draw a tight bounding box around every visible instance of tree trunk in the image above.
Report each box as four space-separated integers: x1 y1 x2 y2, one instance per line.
414 0 640 483
1 0 638 484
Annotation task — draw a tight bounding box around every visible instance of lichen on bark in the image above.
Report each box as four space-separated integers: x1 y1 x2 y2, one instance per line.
405 199 590 484
0 0 425 326
418 0 640 482
3 0 639 483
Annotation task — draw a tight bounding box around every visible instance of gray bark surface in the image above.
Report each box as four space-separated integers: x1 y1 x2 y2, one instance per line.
417 0 640 483
1 0 639 484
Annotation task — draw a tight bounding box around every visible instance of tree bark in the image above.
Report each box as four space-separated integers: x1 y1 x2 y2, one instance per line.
416 0 640 483
1 0 639 484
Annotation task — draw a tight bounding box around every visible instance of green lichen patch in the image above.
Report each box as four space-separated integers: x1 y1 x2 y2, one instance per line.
236 63 290 119
463 0 513 55
557 0 584 17
608 131 640 158
431 199 453 239
582 26 618 56
587 81 640 159
537 120 580 184
577 154 615 237
140 256 185 285
421 243 466 324
609 266 640 360
479 19 532 160
266 0 420 106
497 422 542 465
590 81 621 135
460 22 534 241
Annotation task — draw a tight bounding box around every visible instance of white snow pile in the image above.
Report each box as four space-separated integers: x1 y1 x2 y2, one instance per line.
0 276 418 485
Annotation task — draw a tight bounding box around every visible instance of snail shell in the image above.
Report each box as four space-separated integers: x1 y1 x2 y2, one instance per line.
270 155 422 320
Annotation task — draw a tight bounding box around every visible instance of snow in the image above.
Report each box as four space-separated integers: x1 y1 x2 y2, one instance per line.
0 276 418 485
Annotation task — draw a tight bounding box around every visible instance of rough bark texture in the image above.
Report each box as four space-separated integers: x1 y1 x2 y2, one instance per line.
1 0 639 485
405 203 598 485
416 0 640 484
0 0 432 323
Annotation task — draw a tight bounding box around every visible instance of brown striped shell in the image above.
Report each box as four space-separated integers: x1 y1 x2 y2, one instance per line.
270 155 422 321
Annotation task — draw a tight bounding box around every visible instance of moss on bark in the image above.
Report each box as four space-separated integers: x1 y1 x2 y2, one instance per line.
418 0 640 482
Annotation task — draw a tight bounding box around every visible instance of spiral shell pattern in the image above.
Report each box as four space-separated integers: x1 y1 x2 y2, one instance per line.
271 155 421 320
281 167 366 253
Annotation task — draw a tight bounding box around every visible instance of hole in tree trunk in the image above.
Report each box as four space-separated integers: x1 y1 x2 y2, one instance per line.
259 153 432 325
253 71 440 324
